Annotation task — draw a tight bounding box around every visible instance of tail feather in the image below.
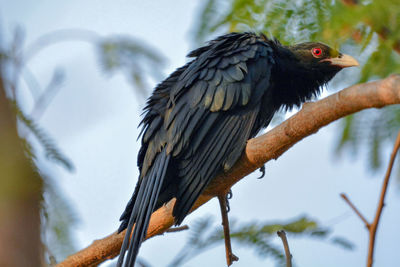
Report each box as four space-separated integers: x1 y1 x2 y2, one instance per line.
117 148 170 267
118 180 141 233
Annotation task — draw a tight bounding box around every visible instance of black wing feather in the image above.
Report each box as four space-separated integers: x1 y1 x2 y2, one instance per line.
173 109 259 224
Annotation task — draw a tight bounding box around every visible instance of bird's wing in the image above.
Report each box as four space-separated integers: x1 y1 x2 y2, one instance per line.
159 33 275 223
118 33 275 266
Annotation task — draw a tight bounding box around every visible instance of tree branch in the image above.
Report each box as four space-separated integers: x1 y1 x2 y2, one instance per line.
277 230 292 267
341 129 400 267
340 193 370 230
165 225 189 233
57 75 400 267
367 130 400 267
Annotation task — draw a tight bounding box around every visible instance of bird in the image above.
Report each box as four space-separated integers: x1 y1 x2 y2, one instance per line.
116 32 358 266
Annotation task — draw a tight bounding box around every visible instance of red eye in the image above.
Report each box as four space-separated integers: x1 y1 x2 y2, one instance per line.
312 48 322 57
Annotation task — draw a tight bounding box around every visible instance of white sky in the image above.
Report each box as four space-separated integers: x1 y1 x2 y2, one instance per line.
1 1 399 266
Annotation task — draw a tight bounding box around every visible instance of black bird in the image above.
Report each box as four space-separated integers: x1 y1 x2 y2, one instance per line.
117 32 358 266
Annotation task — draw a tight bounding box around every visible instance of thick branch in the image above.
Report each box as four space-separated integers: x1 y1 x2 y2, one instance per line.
57 75 400 267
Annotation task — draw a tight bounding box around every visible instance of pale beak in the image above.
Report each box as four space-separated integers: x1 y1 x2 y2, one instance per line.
322 54 359 68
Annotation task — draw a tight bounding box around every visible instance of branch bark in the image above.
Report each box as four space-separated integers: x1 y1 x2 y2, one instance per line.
57 75 400 267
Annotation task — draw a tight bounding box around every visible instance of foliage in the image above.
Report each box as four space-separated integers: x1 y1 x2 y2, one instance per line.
1 28 74 172
165 216 353 267
41 179 78 263
1 28 167 263
1 28 80 264
192 0 400 173
337 106 400 170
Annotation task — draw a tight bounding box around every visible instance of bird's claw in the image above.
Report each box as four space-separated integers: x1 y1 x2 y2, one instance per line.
257 165 265 179
225 190 233 212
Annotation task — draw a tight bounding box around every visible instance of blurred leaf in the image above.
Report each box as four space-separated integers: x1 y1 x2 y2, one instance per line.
337 106 400 173
12 101 74 171
167 216 217 267
98 36 166 96
193 0 220 44
41 179 78 262
331 236 355 250
167 215 353 267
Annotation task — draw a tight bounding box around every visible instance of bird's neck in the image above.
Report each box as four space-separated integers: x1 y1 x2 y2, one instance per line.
270 48 337 110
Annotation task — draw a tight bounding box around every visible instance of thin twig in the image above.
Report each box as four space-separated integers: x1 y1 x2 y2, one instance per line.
23 28 99 62
165 225 189 233
217 194 238 266
30 69 64 120
340 193 370 229
367 130 400 267
21 66 42 101
277 230 292 267
342 130 400 267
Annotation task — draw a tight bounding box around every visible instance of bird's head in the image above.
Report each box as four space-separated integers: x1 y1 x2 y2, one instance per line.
288 42 359 74
272 41 359 108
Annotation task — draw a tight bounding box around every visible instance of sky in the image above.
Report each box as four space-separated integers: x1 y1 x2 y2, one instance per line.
1 1 399 266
